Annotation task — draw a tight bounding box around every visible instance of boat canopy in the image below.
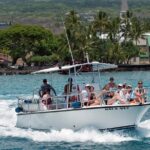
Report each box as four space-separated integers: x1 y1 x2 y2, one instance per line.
32 61 117 74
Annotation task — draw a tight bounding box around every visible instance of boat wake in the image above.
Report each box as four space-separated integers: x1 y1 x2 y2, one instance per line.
137 120 150 138
0 99 150 143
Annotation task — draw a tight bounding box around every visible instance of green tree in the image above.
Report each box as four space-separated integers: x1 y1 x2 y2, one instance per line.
130 17 144 45
64 10 90 62
108 17 120 42
120 10 133 43
122 41 139 64
92 11 110 36
0 24 56 65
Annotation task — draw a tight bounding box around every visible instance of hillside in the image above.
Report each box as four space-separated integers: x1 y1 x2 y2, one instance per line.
0 0 150 33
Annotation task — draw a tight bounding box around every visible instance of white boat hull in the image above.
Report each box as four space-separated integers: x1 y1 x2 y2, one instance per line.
16 103 150 130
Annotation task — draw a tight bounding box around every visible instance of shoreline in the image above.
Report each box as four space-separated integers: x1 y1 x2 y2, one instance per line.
0 64 150 75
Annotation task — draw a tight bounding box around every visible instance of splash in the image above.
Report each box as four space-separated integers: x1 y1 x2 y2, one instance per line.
137 120 150 138
0 100 16 127
0 126 136 143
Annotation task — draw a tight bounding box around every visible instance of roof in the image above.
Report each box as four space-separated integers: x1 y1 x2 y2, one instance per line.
133 38 147 46
32 62 117 74
142 33 150 37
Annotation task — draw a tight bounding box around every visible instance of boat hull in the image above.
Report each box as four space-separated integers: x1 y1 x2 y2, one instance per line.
16 103 150 130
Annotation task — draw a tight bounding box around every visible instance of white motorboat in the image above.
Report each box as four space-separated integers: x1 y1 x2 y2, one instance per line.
15 62 150 130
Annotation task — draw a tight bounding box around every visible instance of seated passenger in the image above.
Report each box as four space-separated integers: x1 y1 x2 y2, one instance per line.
107 89 127 105
119 88 128 103
89 85 96 100
123 82 127 89
115 83 123 94
134 81 146 104
126 85 137 104
97 84 111 105
88 85 101 106
81 84 90 106
42 89 52 109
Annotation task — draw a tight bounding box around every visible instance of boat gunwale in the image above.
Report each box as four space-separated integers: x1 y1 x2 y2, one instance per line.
17 102 150 116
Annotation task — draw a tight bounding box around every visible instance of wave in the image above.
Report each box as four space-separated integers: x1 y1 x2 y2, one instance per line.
0 99 150 143
0 94 39 101
0 126 136 143
137 120 150 138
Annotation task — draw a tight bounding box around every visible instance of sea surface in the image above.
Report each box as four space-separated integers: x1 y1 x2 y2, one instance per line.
0 71 150 150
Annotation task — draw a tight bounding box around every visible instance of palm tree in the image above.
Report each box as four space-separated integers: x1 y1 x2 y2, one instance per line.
92 11 110 37
64 10 88 62
108 17 120 42
120 10 133 43
130 17 143 45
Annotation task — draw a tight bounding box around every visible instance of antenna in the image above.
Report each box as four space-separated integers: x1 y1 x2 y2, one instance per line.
61 17 75 66
86 52 89 63
61 16 77 81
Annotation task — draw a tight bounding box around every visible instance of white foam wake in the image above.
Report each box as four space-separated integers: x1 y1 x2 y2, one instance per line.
137 120 150 138
0 126 136 143
0 100 16 127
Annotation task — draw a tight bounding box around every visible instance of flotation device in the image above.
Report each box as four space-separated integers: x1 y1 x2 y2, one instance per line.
15 107 23 113
24 99 32 104
71 101 81 108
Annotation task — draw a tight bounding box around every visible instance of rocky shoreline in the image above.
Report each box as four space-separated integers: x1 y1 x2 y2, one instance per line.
0 66 47 75
0 64 150 75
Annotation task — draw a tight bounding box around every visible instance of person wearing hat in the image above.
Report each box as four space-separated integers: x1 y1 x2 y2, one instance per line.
116 83 123 94
126 85 136 104
134 81 146 104
39 79 56 97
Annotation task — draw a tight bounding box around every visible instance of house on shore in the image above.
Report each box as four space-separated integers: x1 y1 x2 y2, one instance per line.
130 33 150 64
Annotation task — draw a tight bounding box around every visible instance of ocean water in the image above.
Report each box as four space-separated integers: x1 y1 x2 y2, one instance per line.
0 71 150 150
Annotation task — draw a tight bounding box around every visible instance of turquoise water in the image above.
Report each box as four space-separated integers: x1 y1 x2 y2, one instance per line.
0 71 150 150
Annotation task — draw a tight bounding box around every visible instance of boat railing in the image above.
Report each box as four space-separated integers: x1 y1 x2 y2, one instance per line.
16 92 83 112
16 87 150 113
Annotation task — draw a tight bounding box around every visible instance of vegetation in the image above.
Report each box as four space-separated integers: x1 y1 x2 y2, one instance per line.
0 24 58 65
0 10 150 66
0 0 150 27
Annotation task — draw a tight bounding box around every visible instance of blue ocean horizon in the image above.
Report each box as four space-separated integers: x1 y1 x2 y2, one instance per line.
0 71 150 150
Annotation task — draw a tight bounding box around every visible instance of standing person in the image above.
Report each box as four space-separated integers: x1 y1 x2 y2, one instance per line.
64 77 73 94
105 77 117 89
64 77 80 94
39 79 56 98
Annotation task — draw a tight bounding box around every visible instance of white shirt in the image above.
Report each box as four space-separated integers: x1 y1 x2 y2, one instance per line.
81 90 89 102
119 89 128 102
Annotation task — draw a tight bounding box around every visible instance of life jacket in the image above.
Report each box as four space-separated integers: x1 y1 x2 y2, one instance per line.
127 90 135 101
135 87 145 94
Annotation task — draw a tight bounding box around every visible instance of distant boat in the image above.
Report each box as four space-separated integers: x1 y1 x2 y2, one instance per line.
15 62 150 130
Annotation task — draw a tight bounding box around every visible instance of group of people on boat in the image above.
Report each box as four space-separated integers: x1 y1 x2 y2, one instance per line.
38 77 147 109
98 77 146 105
